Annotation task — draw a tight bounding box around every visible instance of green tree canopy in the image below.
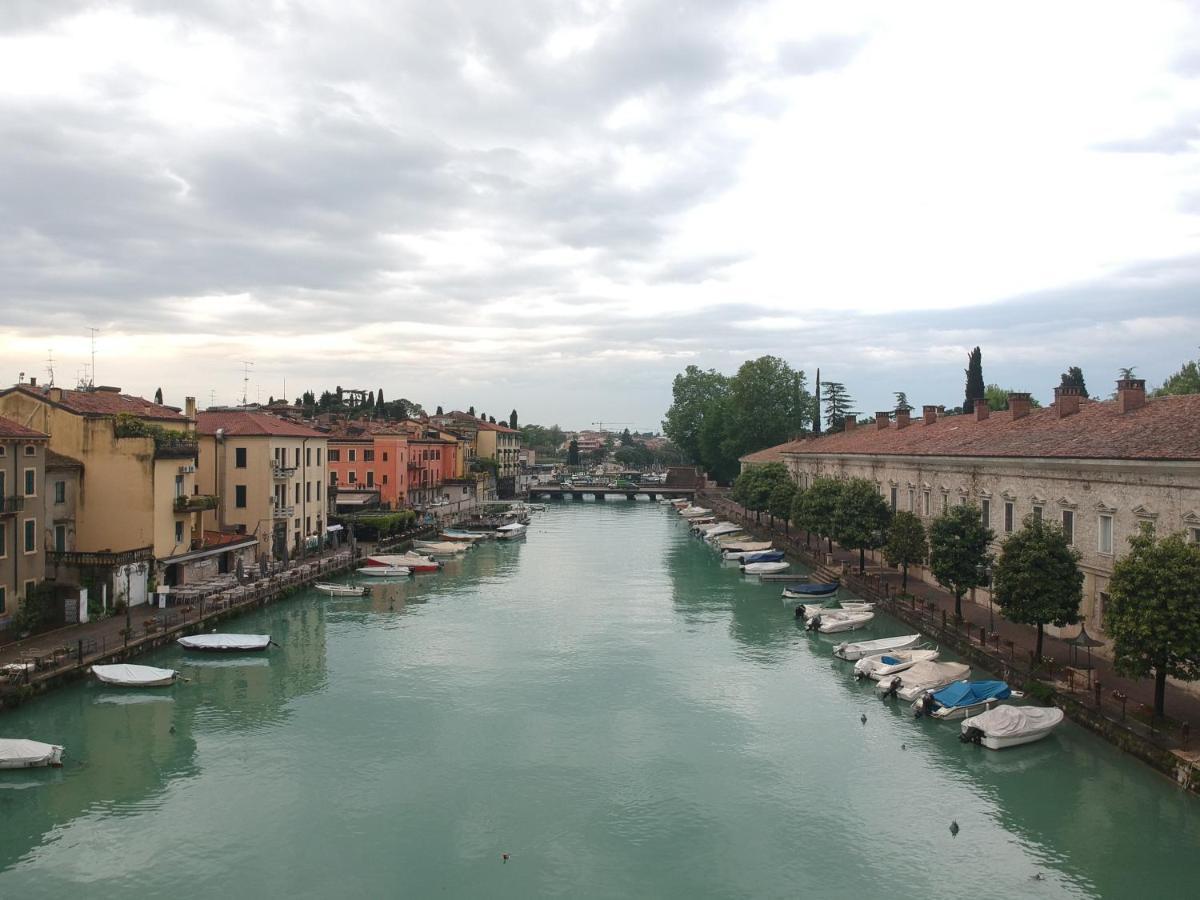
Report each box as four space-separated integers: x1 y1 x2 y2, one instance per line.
1154 355 1200 397
724 356 810 458
509 409 518 429
963 346 985 414
793 477 844 552
768 478 797 531
993 515 1083 659
1105 529 1200 718
567 439 580 466
732 462 789 521
832 478 891 573
154 387 163 405
893 391 912 413
1059 366 1087 397
884 511 928 591
929 503 994 619
822 381 855 433
662 365 730 467
984 384 1043 411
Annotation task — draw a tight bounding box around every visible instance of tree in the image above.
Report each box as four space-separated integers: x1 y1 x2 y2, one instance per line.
822 381 855 432
1059 366 1087 397
812 369 821 435
768 479 797 533
567 439 580 466
793 477 843 553
620 427 633 446
884 511 928 592
929 504 994 619
377 389 385 409
1118 366 1137 380
963 346 985 415
662 365 731 467
468 406 475 415
1155 354 1200 397
893 392 912 413
722 356 809 460
489 415 496 424
832 478 891 574
436 405 444 416
587 446 607 464
993 515 1083 659
734 462 788 524
509 409 518 429
1105 529 1200 719
154 387 163 405
984 384 1042 411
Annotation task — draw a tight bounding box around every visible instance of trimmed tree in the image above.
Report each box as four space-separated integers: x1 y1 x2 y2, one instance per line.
567 439 580 466
1105 529 1200 719
509 409 518 429
801 477 845 555
768 479 796 533
154 387 163 405
832 478 891 574
884 511 928 592
929 504 994 619
993 515 1083 660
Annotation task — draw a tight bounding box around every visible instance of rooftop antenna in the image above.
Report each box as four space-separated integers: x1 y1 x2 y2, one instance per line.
209 389 216 408
87 327 98 389
240 361 254 407
45 349 55 387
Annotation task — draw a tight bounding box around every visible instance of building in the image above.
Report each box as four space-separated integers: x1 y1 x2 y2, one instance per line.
0 383 205 605
743 379 1200 641
1 415 48 622
325 422 410 511
195 411 327 562
43 449 81 555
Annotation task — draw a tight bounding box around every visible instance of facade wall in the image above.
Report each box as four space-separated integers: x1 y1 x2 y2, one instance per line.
42 463 80 556
0 436 46 618
327 435 409 507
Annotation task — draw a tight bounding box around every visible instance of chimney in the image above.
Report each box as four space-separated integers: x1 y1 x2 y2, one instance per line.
1055 384 1082 418
185 396 197 419
875 412 890 430
48 387 63 403
1117 378 1146 413
1006 392 1030 420
895 409 911 429
844 414 857 432
974 398 990 422
922 405 938 426
29 376 36 387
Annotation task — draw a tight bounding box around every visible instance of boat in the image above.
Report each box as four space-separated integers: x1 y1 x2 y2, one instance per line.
696 522 741 538
91 664 179 687
496 522 528 540
177 634 272 652
440 530 487 542
314 582 366 596
804 610 875 633
357 566 412 577
679 507 712 518
743 550 786 563
833 634 922 661
960 705 1065 749
876 661 971 701
527 503 547 512
780 582 839 599
914 680 1018 719
366 553 440 572
0 739 64 769
790 599 873 617
742 561 790 575
717 539 773 553
853 647 940 680
413 541 469 556
723 548 776 561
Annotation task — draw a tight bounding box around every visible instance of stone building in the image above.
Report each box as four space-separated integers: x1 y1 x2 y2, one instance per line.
742 379 1200 638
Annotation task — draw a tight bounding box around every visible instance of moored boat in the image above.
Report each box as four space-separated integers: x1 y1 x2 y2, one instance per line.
367 553 440 572
92 664 179 687
413 540 469 556
804 609 874 633
853 647 939 680
357 566 411 577
496 522 528 540
440 530 487 542
679 506 712 518
740 550 785 564
717 539 773 553
723 547 776 561
876 661 970 701
833 633 922 661
314 582 366 596
914 680 1018 719
742 561 790 575
780 581 839 599
0 739 64 769
177 634 272 652
959 705 1064 749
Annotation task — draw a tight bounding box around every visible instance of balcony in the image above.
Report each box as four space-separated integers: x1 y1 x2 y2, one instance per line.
272 462 297 480
1 495 23 516
153 437 199 459
174 494 219 513
272 504 295 519
48 546 153 568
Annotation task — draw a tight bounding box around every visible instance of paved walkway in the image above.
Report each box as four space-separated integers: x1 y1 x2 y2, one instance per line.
703 493 1200 743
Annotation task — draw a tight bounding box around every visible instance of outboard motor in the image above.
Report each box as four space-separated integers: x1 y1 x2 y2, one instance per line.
805 614 822 633
881 677 900 700
960 726 984 745
794 605 805 620
915 693 934 719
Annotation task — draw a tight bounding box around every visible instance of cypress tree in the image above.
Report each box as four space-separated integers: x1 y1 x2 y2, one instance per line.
813 368 822 435
963 347 985 414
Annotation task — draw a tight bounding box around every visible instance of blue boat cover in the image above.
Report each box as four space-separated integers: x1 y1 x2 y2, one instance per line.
931 680 1011 708
783 582 839 595
744 550 784 562
881 656 901 665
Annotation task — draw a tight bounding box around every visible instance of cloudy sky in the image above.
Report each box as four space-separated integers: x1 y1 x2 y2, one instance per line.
2 0 1199 430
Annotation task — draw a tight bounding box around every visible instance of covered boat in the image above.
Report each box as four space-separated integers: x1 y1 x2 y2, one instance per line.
717 539 773 553
740 550 785 564
742 561 790 575
804 610 874 633
440 530 486 542
314 582 366 596
960 705 1065 749
781 582 839 599
679 507 712 518
790 600 873 617
413 541 468 556
853 647 939 680
876 661 970 701
366 553 440 572
92 664 179 687
915 680 1016 719
833 634 922 661
723 547 776 561
177 634 271 652
496 522 528 540
357 566 411 577
0 738 64 769
697 522 741 538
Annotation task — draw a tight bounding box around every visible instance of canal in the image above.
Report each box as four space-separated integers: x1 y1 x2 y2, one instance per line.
1 502 1197 898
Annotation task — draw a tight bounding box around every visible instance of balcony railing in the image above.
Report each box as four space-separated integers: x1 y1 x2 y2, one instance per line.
154 437 199 459
272 462 297 480
272 504 295 519
174 494 219 513
48 546 153 568
0 495 24 515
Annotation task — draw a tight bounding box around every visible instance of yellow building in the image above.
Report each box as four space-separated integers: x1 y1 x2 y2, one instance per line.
1 414 48 622
196 411 328 560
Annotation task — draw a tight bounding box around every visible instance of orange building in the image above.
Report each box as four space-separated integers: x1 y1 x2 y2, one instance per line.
325 423 410 509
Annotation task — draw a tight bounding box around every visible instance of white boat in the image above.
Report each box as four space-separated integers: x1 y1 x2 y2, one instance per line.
92 664 179 687
833 634 922 661
413 541 469 556
805 610 875 633
718 539 773 553
0 738 64 769
367 553 440 572
679 507 712 518
696 522 740 537
177 633 272 652
914 681 1019 720
742 561 790 575
723 548 776 561
357 566 411 577
314 582 366 596
440 530 486 542
527 503 546 511
853 647 940 680
496 522 528 540
876 661 970 701
960 705 1065 749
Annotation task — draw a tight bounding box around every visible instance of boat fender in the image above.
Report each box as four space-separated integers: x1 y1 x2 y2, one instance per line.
960 726 984 745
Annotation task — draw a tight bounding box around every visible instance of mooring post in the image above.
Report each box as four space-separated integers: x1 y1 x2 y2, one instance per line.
1182 722 1190 748
1094 679 1102 709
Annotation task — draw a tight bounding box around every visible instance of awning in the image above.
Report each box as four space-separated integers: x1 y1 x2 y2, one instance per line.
335 494 376 506
326 524 344 532
160 536 258 565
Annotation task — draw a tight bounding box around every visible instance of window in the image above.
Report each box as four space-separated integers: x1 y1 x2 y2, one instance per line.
305 482 311 502
367 471 374 487
54 480 65 503
383 452 389 462
1062 509 1074 544
1004 501 1014 533
958 495 966 506
1033 505 1043 522
295 483 300 503
1098 514 1113 554
306 447 312 466
0 585 5 614
306 516 312 533
1192 527 1200 545
349 449 356 462
235 447 247 468
295 447 300 467
0 522 6 558
316 448 322 466
317 482 322 500
235 485 247 508
363 450 375 462
942 493 949 513
328 449 341 462
348 472 357 484
908 489 914 511
330 472 338 485
980 499 991 528
889 486 897 510
175 520 184 544
175 474 184 498
54 524 66 552
24 579 35 599
0 445 5 457
24 444 35 456
24 518 36 553
922 491 930 516
0 471 5 497
382 474 388 485
23 468 35 496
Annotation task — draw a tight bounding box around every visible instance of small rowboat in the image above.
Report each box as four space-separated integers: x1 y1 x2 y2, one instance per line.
314 582 366 596
0 738 64 769
804 610 874 633
742 561 790 575
833 634 922 661
92 664 179 687
177 634 272 652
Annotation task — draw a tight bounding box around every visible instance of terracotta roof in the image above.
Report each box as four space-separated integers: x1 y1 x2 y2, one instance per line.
0 385 187 421
202 530 258 549
474 420 518 434
196 411 326 438
742 394 1200 463
0 414 48 440
322 420 409 439
45 449 82 469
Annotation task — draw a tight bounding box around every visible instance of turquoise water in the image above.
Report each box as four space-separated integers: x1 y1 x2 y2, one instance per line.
0 502 1197 898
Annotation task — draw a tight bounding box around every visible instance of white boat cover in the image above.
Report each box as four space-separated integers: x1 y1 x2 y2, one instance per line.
0 738 64 768
717 539 772 551
962 705 1064 737
92 664 178 686
357 566 411 576
878 661 970 697
369 554 437 566
177 634 271 651
414 541 467 554
679 507 711 518
497 523 527 532
742 561 790 574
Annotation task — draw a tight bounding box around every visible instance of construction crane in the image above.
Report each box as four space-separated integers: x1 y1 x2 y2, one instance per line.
591 421 633 434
